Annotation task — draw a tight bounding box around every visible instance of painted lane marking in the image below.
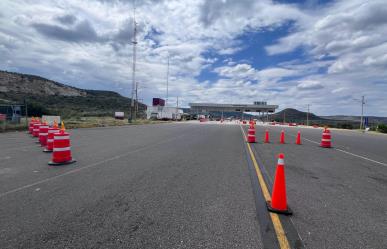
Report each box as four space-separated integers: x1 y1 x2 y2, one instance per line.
240 126 291 249
284 131 387 167
0 132 189 199
335 149 387 167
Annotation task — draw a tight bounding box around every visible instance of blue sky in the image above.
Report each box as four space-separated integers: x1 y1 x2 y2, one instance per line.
0 0 387 116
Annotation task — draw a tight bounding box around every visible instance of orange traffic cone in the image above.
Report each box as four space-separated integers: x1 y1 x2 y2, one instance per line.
248 127 255 135
320 128 332 148
280 130 285 144
264 129 270 143
267 153 292 215
296 131 301 145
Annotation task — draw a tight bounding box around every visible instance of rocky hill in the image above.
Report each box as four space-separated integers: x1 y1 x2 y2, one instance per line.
269 108 321 123
0 70 145 118
269 108 387 128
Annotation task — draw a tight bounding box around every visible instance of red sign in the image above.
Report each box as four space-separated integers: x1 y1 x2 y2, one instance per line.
0 114 6 121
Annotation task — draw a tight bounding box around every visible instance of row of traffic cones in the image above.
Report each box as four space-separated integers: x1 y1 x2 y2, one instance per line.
246 127 333 216
248 127 331 148
248 128 302 145
28 117 76 165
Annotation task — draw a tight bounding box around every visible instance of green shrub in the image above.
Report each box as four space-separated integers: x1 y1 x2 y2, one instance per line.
377 124 387 133
338 123 353 129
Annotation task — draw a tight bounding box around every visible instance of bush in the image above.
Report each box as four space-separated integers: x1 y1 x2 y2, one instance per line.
377 124 387 133
338 123 353 129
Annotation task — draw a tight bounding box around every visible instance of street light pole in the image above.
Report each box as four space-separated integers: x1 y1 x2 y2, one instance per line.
307 104 310 126
166 54 169 107
360 96 365 130
129 1 137 122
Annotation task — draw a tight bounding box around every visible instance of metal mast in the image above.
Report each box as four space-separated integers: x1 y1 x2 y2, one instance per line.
166 54 169 107
129 1 137 122
306 104 310 126
360 96 365 130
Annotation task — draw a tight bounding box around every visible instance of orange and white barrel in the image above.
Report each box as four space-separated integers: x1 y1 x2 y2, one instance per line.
320 129 332 148
48 131 76 165
247 133 256 143
28 120 36 134
44 127 60 152
38 124 49 146
32 123 41 137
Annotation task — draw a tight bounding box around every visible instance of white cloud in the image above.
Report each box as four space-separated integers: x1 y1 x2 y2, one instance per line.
0 0 386 115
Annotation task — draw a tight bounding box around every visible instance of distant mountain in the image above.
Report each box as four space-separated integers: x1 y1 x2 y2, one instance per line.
0 70 145 118
268 108 321 123
322 115 387 124
269 108 387 127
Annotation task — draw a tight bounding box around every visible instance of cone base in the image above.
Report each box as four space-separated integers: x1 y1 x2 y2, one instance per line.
320 145 332 148
43 149 53 153
48 159 76 166
266 201 292 215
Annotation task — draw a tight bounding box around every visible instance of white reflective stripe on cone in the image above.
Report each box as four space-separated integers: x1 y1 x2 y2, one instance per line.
321 139 331 142
39 133 48 136
40 126 49 129
49 130 59 133
54 136 70 140
47 139 53 142
53 147 71 152
278 159 285 165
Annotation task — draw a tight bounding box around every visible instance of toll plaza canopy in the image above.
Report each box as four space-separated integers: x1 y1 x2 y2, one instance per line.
189 102 278 114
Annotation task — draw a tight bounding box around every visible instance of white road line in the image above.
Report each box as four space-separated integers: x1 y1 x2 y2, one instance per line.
0 132 189 199
285 130 387 167
334 148 387 167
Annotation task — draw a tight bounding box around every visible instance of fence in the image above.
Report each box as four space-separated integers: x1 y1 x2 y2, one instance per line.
0 104 28 132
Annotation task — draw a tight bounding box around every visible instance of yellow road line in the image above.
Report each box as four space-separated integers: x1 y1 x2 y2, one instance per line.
240 126 291 249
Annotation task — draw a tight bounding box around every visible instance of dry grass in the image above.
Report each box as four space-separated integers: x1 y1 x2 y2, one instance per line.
0 117 170 132
63 117 169 129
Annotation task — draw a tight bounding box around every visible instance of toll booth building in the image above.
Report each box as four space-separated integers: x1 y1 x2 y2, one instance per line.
189 102 278 118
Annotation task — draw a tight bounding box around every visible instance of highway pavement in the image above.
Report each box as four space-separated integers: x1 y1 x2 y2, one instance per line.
1 121 386 248
244 123 387 249
0 123 261 249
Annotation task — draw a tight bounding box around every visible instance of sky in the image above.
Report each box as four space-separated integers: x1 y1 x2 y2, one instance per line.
1 0 387 116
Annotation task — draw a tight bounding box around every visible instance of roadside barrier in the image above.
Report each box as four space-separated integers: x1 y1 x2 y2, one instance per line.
38 123 49 147
247 127 256 143
44 121 59 152
264 129 270 143
267 153 292 215
296 131 301 145
48 122 76 165
280 130 285 144
32 122 41 137
320 128 332 148
28 117 36 134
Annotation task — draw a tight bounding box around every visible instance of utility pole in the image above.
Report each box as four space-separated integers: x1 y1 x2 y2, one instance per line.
306 104 310 126
129 1 137 122
166 54 169 107
283 110 286 123
360 96 365 130
135 81 139 116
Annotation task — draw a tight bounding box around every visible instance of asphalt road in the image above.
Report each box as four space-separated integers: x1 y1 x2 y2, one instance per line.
245 124 387 249
1 122 386 249
0 123 261 249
